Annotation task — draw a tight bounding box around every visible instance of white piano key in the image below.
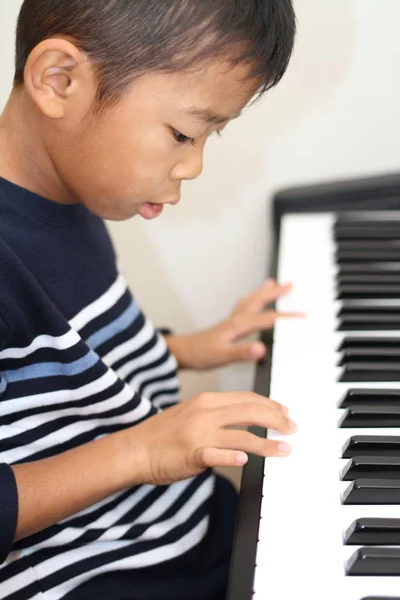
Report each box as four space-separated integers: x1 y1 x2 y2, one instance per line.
254 212 400 600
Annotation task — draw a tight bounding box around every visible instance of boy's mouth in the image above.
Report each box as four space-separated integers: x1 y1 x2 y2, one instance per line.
139 202 165 220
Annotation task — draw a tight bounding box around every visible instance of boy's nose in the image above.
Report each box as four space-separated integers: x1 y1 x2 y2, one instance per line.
170 150 204 182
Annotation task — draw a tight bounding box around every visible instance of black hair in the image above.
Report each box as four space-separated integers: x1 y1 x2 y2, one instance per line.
14 0 296 110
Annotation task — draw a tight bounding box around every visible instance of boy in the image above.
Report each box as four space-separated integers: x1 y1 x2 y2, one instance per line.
0 1 297 599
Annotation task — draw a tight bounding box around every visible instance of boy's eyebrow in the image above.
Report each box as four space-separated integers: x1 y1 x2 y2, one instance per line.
184 107 242 125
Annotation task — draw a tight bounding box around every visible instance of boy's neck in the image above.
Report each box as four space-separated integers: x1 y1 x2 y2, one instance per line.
0 88 78 205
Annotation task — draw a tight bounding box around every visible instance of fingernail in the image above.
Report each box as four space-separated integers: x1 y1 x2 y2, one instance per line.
237 453 248 465
282 405 289 416
288 419 297 433
278 442 291 454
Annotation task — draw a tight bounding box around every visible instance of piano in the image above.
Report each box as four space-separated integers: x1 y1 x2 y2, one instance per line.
227 172 400 600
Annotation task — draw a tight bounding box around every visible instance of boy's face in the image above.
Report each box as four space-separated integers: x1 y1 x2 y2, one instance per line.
22 40 261 221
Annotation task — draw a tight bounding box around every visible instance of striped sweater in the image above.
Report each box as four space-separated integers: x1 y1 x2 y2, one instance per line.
0 177 232 600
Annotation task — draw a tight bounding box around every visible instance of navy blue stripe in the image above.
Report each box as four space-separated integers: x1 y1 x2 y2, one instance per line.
124 348 171 380
136 371 179 396
150 387 180 401
13 407 157 464
78 288 132 342
0 395 141 450
86 301 140 351
99 312 147 362
35 502 211 594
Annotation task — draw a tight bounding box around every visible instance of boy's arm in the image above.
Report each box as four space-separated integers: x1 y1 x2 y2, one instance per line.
1 392 294 563
10 430 139 544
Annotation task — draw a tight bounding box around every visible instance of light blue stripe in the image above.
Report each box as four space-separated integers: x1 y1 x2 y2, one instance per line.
4 350 99 383
86 301 140 350
0 376 7 394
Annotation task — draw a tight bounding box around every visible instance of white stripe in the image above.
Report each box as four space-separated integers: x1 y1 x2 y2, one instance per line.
0 370 119 416
30 476 214 598
140 377 180 400
113 325 167 379
103 318 154 367
91 484 155 529
20 486 156 556
4 478 213 597
134 477 195 525
0 330 80 360
119 352 177 387
0 395 152 463
152 394 181 409
1 386 140 440
46 518 210 600
69 275 126 333
61 488 128 524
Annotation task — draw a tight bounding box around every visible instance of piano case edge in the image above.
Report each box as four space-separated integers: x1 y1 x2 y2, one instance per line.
226 170 400 600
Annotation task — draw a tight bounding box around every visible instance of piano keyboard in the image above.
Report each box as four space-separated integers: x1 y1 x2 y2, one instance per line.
254 212 400 600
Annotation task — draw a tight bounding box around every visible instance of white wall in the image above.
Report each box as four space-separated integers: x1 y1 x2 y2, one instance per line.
1 0 399 401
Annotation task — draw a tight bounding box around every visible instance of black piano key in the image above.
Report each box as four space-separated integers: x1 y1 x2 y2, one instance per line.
361 598 400 600
339 338 400 351
337 274 400 284
339 363 400 382
346 547 400 576
342 436 400 458
337 240 400 250
342 457 400 480
344 518 400 545
336 213 400 223
342 478 400 504
338 317 400 331
339 389 400 408
339 348 400 364
337 250 400 263
336 212 400 223
340 406 400 428
339 306 400 329
338 304 400 316
337 285 400 299
335 228 400 241
339 262 400 275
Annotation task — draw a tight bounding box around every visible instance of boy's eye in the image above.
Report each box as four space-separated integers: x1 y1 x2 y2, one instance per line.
172 129 196 146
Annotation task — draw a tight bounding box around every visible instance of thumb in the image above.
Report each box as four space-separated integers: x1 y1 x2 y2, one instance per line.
229 341 267 364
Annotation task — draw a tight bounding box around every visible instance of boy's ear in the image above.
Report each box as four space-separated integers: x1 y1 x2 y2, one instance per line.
23 38 92 119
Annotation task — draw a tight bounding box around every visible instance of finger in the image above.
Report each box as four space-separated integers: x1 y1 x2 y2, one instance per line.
218 429 293 458
231 311 304 339
276 311 306 319
204 391 288 414
228 341 267 363
196 447 250 469
197 439 291 470
250 280 293 311
219 402 297 434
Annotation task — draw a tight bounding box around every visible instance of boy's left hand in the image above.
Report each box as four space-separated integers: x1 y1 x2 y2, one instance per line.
165 279 304 370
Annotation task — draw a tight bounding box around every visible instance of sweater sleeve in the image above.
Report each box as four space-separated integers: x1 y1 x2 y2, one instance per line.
0 464 18 563
0 310 18 563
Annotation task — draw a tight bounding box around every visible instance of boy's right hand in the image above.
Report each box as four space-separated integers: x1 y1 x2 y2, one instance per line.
11 391 296 542
120 392 296 486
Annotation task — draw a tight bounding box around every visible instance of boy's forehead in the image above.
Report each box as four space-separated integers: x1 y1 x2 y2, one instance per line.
135 62 261 119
